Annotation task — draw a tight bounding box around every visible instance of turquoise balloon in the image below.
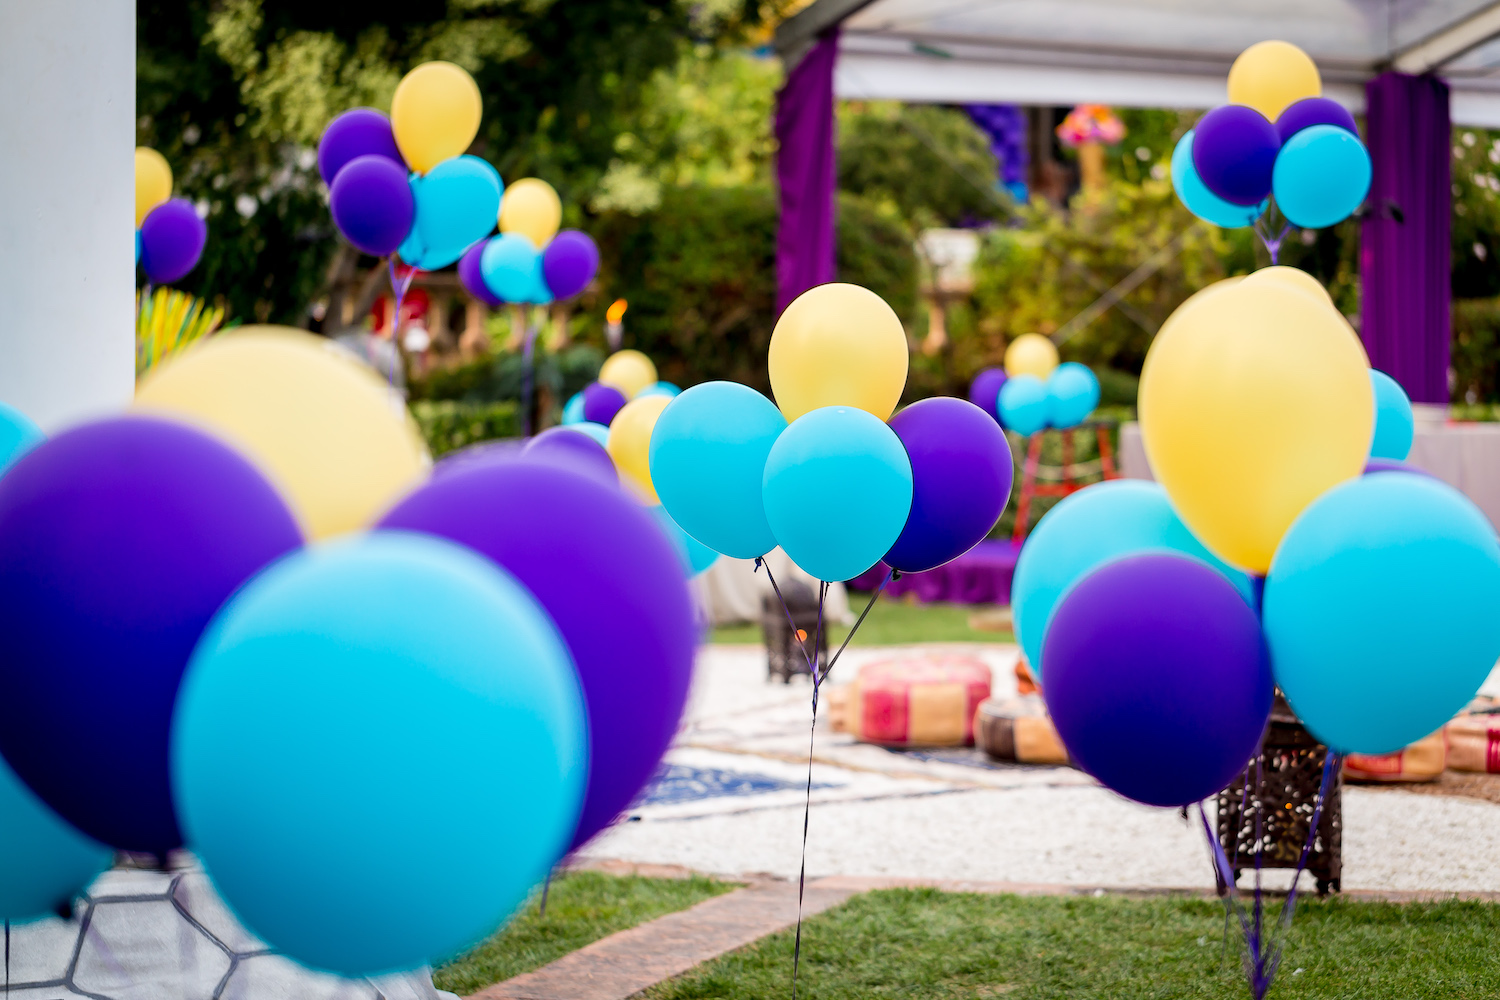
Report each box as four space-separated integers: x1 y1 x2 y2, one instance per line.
638 382 682 400
1272 124 1372 229
649 381 787 559
0 402 43 475
650 505 719 577
998 374 1049 436
172 532 587 976
1265 473 1500 755
1369 369 1414 460
561 392 585 425
762 406 912 582
397 155 502 271
1045 362 1100 429
1171 131 1266 229
1013 479 1255 678
480 233 543 304
571 421 610 447
0 750 112 922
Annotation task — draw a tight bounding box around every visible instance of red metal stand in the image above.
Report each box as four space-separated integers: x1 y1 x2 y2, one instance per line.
1011 423 1121 542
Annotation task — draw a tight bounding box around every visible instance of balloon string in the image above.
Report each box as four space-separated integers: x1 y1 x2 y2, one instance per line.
386 257 416 389
4 917 9 996
754 558 818 676
789 581 827 1000
521 315 539 437
820 570 894 685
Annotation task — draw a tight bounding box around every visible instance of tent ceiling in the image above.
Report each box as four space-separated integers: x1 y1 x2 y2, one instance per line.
776 0 1500 125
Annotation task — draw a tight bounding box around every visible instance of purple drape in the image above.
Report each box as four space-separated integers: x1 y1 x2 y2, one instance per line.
775 29 839 317
1360 72 1451 404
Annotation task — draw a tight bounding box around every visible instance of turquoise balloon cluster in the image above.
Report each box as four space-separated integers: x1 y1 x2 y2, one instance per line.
998 362 1100 436
397 154 502 270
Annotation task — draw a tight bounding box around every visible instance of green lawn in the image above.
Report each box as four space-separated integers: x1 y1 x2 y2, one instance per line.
711 593 1013 646
434 870 735 995
642 889 1500 1000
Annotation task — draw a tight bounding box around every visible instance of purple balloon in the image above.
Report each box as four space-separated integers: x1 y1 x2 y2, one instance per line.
884 397 1013 573
1364 457 1435 479
318 108 405 186
1192 105 1281 206
522 427 619 489
0 417 303 852
330 154 415 257
968 367 1008 427
378 459 696 850
459 242 505 308
433 439 528 478
582 381 628 426
541 230 601 301
1276 97 1358 144
1043 553 1271 808
139 199 207 285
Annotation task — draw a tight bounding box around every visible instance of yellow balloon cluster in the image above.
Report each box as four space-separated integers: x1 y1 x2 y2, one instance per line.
1139 268 1372 573
390 62 482 174
134 327 431 540
500 178 563 248
768 284 908 422
1227 40 1322 121
599 350 658 400
607 395 672 503
135 148 172 227
1003 333 1059 380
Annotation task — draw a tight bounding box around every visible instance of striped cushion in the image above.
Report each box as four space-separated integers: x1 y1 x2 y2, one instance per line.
848 656 991 747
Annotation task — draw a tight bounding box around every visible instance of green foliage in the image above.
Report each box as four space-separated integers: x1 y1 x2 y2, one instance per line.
592 186 916 391
1451 127 1500 299
710 593 1005 644
1453 297 1500 404
409 399 520 456
644 889 1500 1000
434 870 734 996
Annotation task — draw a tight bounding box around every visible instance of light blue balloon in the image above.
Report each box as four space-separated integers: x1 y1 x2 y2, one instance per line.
397 155 503 271
0 750 112 922
1013 479 1255 678
480 233 543 304
650 505 719 577
1369 369 1414 461
1044 362 1101 429
561 392 585 425
1272 124 1372 229
571 421 610 447
1265 473 1500 754
637 381 682 400
649 382 787 559
172 531 587 976
0 402 44 475
762 406 912 582
998 374 1049 436
135 229 142 265
1171 131 1266 229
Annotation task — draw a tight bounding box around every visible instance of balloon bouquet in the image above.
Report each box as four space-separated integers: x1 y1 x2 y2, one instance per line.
1013 41 1500 1000
0 326 696 982
647 282 1014 986
970 335 1101 437
134 148 218 375
321 61 600 412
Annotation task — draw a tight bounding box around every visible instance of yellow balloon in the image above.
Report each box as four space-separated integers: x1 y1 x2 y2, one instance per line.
768 283 908 422
390 61 482 174
499 178 563 248
135 147 172 227
607 395 671 503
599 350 658 399
1227 41 1322 122
1003 333 1059 380
1240 265 1332 306
1139 281 1372 573
134 327 430 539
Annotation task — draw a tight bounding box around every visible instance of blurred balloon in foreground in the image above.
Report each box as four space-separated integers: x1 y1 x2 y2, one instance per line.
174 531 584 975
0 751 112 923
0 401 43 474
522 426 618 489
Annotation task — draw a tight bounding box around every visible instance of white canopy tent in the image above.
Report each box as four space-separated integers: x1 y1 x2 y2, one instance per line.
776 0 1500 125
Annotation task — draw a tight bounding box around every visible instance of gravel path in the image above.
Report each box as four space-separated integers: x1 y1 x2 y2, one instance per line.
581 645 1500 894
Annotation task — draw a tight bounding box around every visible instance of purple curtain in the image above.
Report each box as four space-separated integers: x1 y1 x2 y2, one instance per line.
775 29 839 317
1360 72 1451 404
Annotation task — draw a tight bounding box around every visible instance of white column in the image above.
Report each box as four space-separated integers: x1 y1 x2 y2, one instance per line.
0 2 135 431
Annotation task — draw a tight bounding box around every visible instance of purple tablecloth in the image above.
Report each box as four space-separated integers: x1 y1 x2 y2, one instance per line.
849 540 1020 605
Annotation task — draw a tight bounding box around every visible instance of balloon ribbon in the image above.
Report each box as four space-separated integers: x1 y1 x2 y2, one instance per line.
521 314 539 437
386 257 417 388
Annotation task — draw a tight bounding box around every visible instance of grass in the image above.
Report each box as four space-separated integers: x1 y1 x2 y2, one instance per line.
433 870 735 995
641 889 1500 999
711 592 1013 646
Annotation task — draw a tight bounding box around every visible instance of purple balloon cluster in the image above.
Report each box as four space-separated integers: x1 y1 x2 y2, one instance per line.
137 200 207 285
462 228 600 308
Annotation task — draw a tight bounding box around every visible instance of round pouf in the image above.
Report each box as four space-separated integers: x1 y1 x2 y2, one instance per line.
846 656 991 747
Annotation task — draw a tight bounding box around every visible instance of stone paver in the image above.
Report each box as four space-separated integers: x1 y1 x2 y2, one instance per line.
467 880 856 1000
